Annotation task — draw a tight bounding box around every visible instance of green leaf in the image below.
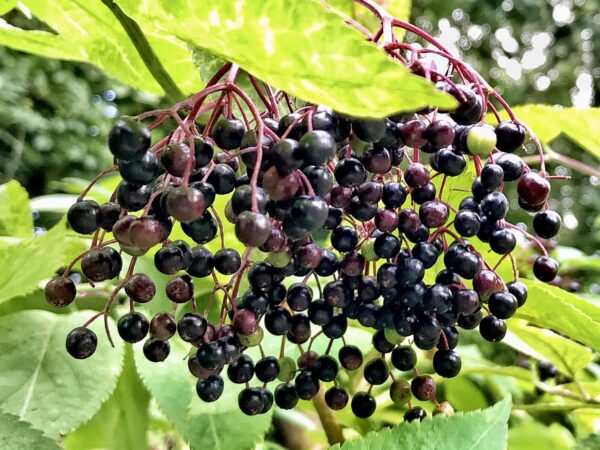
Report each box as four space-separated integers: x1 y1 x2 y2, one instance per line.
444 376 489 411
134 338 272 450
505 319 593 376
460 365 534 382
508 420 574 450
0 412 60 450
0 217 69 304
491 105 600 160
115 0 455 117
64 346 149 450
0 180 33 237
331 397 511 450
1 1 201 95
0 1 18 14
0 310 124 439
515 279 600 353
575 432 600 450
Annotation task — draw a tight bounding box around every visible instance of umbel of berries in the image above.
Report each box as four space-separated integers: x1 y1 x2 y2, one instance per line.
47 0 567 423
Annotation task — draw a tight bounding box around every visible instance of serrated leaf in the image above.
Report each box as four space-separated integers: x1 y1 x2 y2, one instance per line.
63 346 150 450
0 310 124 439
491 105 600 160
134 338 272 450
0 217 69 304
514 280 600 353
115 0 455 117
0 412 60 450
575 432 600 450
332 397 511 450
0 0 201 96
0 180 33 237
505 319 593 376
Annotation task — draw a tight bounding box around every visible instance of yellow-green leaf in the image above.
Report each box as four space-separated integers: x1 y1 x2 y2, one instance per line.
115 0 455 117
0 180 33 238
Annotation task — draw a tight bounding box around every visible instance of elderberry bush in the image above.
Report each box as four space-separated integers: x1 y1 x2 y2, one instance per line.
44 4 564 422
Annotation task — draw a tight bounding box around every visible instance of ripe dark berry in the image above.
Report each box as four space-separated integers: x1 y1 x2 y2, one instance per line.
334 158 367 187
149 312 176 341
255 356 280 382
67 200 101 234
404 163 430 188
166 276 194 303
339 345 363 370
433 350 462 378
495 121 526 153
517 172 550 207
116 181 151 212
166 186 206 223
496 152 524 181
454 210 481 237
213 248 241 275
81 247 122 282
364 358 389 385
45 277 76 307
404 407 427 422
143 339 170 362
325 386 349 410
411 375 436 401
177 313 207 343
533 210 562 239
125 273 156 303
295 371 320 400
297 130 336 165
238 387 265 416
391 346 416 371
212 118 245 150
480 192 509 221
479 315 507 342
352 118 387 142
489 228 517 254
274 383 299 409
66 327 97 359
117 312 149 343
108 117 151 161
351 392 376 418
533 256 559 282
196 375 224 402
314 355 338 382
507 281 528 307
488 292 518 319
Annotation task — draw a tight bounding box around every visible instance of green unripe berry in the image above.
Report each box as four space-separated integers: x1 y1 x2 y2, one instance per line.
361 238 379 261
466 125 497 156
265 248 293 268
237 326 264 347
384 327 405 345
390 380 412 405
278 356 297 382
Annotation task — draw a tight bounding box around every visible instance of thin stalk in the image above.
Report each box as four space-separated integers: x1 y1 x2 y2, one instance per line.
101 0 184 102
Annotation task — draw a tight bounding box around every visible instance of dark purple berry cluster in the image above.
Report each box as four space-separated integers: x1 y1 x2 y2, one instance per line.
43 6 563 421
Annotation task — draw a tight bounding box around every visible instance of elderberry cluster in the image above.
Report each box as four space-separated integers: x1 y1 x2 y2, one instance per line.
43 22 563 422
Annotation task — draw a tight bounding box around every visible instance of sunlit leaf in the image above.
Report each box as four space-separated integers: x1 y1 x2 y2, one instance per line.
116 0 455 117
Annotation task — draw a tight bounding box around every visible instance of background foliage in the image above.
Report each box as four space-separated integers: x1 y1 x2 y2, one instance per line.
0 0 598 449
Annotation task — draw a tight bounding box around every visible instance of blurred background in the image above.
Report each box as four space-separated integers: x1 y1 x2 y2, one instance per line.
1 0 598 285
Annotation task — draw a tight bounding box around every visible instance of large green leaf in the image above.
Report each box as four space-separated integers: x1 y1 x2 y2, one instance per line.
0 217 69 304
63 346 149 450
0 412 60 450
505 319 593 376
0 180 33 238
115 0 455 117
331 397 511 450
515 280 600 353
0 1 18 14
0 310 124 439
134 338 272 450
491 105 600 160
0 0 201 95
